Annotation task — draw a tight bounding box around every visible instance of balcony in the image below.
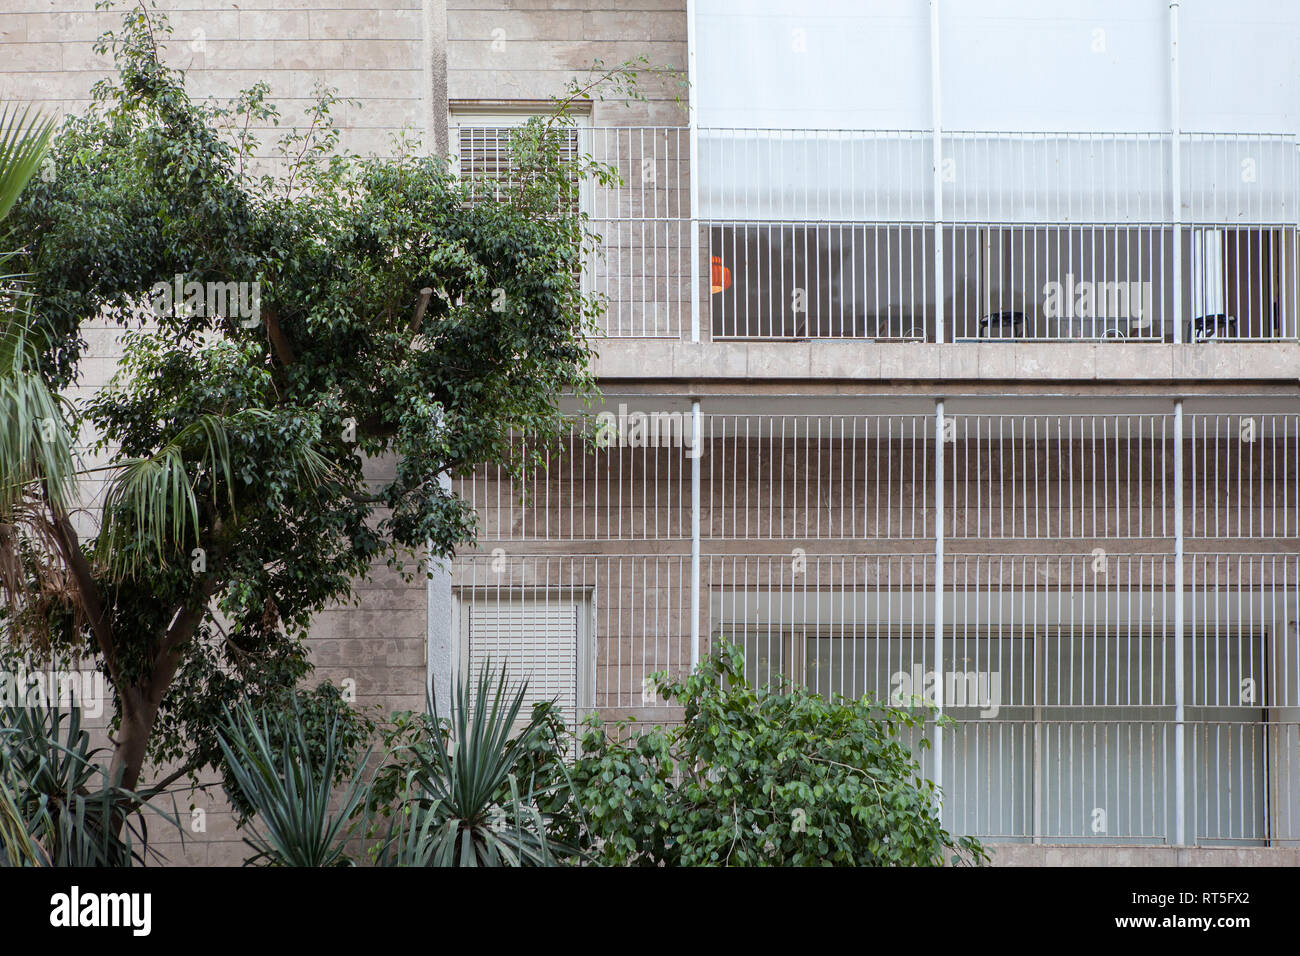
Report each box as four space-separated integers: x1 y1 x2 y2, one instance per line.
559 127 1300 344
451 400 1300 846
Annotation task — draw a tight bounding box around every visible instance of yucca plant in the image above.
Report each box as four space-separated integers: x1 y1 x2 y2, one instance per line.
217 698 373 867
0 764 47 867
372 664 585 867
0 699 177 866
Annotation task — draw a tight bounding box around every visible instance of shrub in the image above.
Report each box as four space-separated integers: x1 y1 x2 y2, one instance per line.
216 694 372 867
569 643 987 867
0 698 177 866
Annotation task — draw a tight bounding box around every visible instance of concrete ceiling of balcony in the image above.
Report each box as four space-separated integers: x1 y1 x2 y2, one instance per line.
579 340 1300 415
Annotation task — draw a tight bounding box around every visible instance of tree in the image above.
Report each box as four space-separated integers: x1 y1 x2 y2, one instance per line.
0 3 623 823
568 643 988 867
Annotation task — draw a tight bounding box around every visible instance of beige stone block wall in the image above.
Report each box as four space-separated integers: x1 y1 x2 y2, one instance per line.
0 0 427 157
446 0 687 125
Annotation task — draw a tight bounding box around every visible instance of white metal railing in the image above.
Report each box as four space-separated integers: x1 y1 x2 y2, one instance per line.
945 414 1175 539
583 127 692 338
1186 414 1300 538
456 125 1300 342
456 410 1300 543
451 401 1300 846
453 546 1300 845
945 720 1300 845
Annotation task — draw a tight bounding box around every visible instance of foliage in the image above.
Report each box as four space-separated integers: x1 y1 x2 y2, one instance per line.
0 698 178 866
369 665 584 867
0 105 54 224
218 681 374 825
568 643 989 867
216 695 372 867
0 0 630 814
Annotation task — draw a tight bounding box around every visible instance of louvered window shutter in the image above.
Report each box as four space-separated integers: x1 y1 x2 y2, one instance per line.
466 602 580 724
454 119 581 215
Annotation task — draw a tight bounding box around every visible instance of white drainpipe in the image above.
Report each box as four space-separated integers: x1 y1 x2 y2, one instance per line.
687 0 701 345
930 0 945 344
933 399 946 810
1173 399 1186 845
1170 1 1183 344
690 399 702 669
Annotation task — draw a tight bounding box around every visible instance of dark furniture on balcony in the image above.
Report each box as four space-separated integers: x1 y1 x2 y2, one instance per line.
1189 313 1237 341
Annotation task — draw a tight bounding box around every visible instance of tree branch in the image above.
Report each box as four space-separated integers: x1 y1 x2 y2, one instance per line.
49 508 120 688
409 287 433 337
262 306 296 367
145 574 219 712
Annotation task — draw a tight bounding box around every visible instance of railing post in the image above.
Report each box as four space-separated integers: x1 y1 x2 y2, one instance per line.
1169 1 1183 344
690 399 702 669
687 0 701 344
1173 398 1186 845
933 399 946 810
930 0 945 345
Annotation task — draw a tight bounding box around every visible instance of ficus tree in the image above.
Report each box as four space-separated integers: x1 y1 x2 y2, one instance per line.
0 2 637 824
566 644 988 867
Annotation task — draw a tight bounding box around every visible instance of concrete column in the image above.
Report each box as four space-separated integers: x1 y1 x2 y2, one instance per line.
426 0 449 158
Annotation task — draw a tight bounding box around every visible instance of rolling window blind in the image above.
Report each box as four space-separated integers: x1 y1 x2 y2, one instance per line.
466 602 580 721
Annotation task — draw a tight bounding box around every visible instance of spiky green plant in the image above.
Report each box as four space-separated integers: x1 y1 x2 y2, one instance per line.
0 699 178 866
0 769 47 867
373 664 585 867
0 106 53 224
217 698 373 867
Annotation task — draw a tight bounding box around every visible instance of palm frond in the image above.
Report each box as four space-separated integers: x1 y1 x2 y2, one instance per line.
0 321 77 520
0 104 54 224
95 408 328 578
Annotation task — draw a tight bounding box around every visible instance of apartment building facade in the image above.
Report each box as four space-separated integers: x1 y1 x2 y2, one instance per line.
445 0 1300 865
4 0 1300 864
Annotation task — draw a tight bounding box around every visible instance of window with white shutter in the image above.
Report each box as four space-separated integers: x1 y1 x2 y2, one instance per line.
451 111 583 212
450 109 590 298
460 598 590 727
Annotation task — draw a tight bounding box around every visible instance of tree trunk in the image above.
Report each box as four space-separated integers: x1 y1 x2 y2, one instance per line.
109 698 156 796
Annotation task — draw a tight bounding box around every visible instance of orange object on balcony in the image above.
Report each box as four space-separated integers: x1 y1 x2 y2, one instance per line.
711 256 731 293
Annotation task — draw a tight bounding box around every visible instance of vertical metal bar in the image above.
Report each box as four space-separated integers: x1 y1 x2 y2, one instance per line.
934 399 946 805
691 399 702 669
687 0 701 343
1174 398 1186 845
930 0 945 344
1170 1 1183 343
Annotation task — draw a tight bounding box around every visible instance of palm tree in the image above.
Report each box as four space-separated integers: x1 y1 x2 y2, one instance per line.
0 105 319 585
0 103 331 842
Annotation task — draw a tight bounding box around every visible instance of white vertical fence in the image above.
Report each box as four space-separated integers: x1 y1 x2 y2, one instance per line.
452 407 1300 845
